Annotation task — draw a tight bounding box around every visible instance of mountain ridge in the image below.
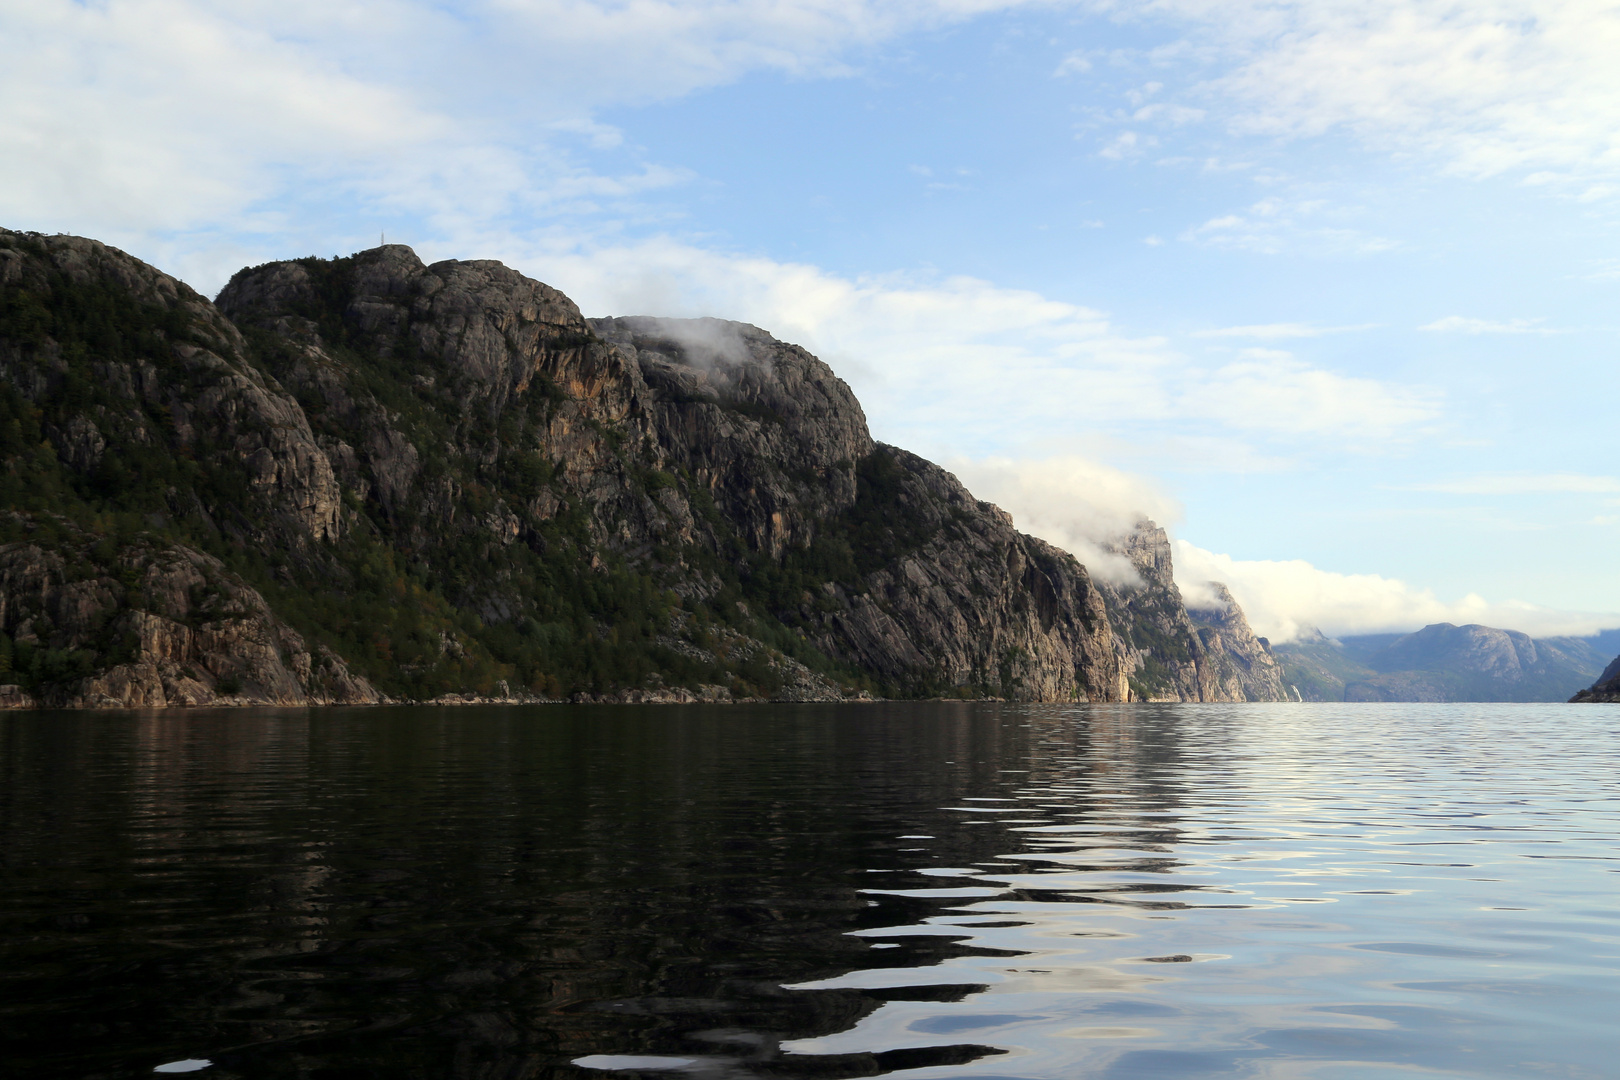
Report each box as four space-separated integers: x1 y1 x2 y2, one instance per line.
0 230 1282 707
1275 622 1613 702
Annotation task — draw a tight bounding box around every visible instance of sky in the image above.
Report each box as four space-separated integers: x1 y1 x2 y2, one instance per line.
3 0 1618 641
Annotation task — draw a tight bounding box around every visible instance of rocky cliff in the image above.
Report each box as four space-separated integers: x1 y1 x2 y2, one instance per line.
0 229 1281 706
1096 522 1287 702
1185 581 1290 702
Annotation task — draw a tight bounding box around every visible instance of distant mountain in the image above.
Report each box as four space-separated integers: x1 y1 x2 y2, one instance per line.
1274 623 1614 702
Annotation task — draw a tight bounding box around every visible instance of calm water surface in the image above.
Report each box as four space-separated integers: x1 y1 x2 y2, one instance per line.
1 703 1616 1079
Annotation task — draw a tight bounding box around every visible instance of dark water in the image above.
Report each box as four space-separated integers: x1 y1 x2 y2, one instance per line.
2 704 1617 1080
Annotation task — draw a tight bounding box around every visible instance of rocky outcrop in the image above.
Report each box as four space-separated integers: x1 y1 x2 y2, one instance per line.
1096 522 1208 701
1186 582 1289 702
1094 521 1288 702
595 316 872 559
0 517 381 708
594 320 1118 700
1571 654 1620 701
216 248 1130 702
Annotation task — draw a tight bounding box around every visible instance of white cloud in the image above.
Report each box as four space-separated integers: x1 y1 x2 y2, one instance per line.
945 455 1182 584
1194 322 1378 339
1181 350 1438 438
1181 196 1397 255
1173 540 1620 641
0 0 1038 255
1132 103 1206 125
1054 50 1093 76
0 1 446 235
1582 258 1620 281
1419 315 1559 334
1135 0 1620 190
1099 131 1158 159
1401 473 1620 495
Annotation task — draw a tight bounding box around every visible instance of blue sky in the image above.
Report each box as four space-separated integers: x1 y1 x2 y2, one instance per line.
4 0 1618 639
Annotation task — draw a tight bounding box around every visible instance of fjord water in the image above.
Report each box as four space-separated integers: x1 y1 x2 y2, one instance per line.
1 705 1616 1079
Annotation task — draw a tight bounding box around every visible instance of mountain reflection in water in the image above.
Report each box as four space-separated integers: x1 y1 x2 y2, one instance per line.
1 703 1616 1080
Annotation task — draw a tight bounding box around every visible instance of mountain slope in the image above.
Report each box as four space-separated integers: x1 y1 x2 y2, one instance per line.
0 231 1284 706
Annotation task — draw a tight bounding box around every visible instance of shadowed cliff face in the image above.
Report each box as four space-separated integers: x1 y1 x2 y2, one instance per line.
592 315 872 560
0 231 1282 706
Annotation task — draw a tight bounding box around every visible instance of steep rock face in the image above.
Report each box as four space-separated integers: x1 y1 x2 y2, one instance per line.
1096 523 1287 702
1097 522 1204 700
0 517 380 707
787 448 1120 700
218 246 646 556
0 231 343 546
1096 523 1214 701
596 321 1117 700
218 251 1128 702
593 316 871 559
1186 582 1289 702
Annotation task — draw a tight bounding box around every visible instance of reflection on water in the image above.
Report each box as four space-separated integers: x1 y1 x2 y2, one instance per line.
1 703 1616 1079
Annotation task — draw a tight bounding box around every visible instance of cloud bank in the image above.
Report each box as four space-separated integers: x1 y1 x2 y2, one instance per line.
1173 540 1619 642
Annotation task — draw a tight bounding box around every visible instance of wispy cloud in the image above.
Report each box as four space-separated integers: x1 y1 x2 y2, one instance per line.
1583 258 1620 281
1400 473 1620 495
1130 0 1620 193
1098 131 1158 160
946 455 1181 585
1053 50 1092 77
0 0 1042 273
1419 316 1560 334
1181 197 1397 255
